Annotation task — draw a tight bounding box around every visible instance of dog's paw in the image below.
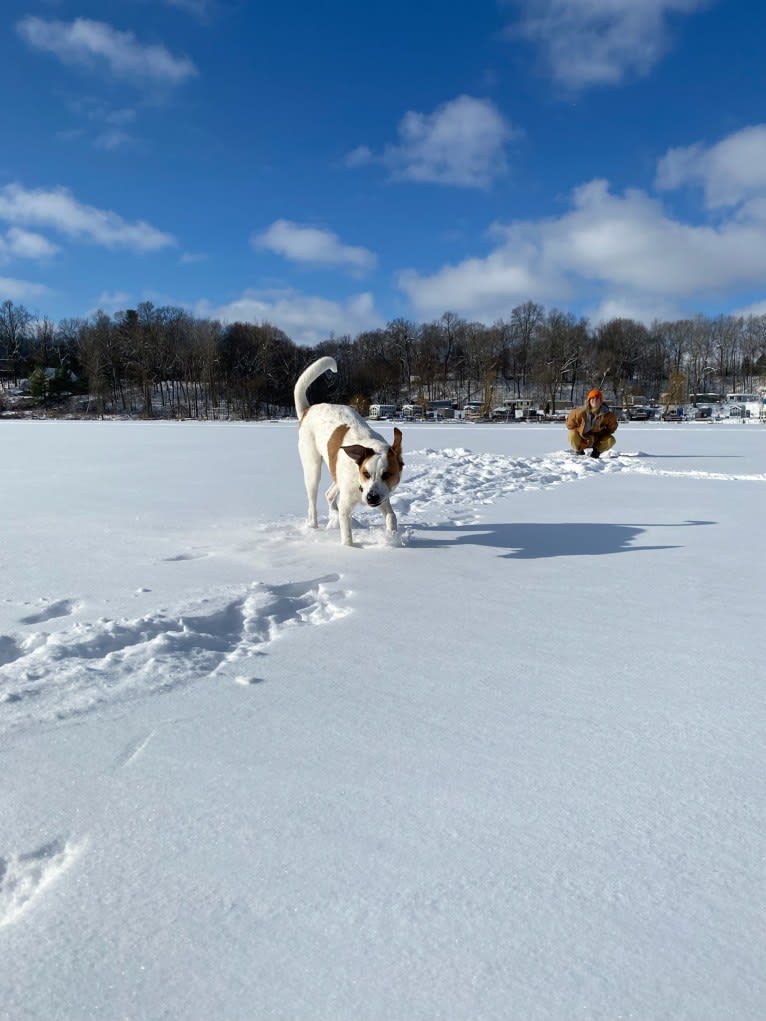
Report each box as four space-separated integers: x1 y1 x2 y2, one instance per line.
364 529 404 548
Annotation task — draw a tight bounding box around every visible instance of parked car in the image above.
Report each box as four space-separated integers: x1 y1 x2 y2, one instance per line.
626 405 652 420
691 405 713 420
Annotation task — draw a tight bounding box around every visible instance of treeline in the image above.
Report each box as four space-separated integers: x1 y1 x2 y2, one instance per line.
1 298 765 418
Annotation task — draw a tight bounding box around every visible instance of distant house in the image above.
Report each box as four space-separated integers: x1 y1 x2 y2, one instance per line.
368 403 397 420
401 404 425 420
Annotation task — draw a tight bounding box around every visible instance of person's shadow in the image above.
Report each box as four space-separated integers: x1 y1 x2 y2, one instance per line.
410 520 715 558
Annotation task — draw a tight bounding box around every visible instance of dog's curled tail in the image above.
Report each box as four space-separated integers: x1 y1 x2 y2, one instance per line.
294 356 338 418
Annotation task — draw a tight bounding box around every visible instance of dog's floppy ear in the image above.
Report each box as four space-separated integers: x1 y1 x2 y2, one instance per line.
391 427 404 468
342 444 374 465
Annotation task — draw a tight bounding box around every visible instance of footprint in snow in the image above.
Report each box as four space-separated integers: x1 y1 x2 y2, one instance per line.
0 838 85 929
1 575 351 734
19 599 78 625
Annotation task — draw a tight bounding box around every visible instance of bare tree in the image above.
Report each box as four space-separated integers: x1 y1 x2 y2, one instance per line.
507 301 544 395
0 300 34 383
595 318 651 405
77 312 116 415
533 309 588 410
385 318 418 393
710 314 741 392
740 315 766 389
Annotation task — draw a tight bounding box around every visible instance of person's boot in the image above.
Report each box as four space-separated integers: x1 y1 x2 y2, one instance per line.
589 447 600 459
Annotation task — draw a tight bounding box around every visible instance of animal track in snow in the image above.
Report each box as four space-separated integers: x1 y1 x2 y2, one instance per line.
0 635 23 668
398 445 764 529
399 447 635 524
19 598 78 625
0 838 85 928
0 575 350 735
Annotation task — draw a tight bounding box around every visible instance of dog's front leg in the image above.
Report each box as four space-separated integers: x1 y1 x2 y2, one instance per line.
380 498 397 534
336 496 355 546
338 513 354 546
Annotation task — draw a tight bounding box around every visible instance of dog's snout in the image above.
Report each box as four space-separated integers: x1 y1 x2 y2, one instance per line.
366 491 382 506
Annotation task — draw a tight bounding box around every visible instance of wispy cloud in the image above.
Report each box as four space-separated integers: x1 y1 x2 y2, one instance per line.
87 291 134 317
253 220 377 274
381 95 514 188
0 275 51 302
503 0 711 88
194 288 383 346
62 99 138 151
0 184 176 252
16 16 198 86
344 146 374 169
92 130 134 151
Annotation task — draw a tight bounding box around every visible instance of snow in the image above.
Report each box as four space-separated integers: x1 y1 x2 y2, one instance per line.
1 418 765 1020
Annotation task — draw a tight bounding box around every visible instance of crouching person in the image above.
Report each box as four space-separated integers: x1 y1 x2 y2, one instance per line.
566 388 618 459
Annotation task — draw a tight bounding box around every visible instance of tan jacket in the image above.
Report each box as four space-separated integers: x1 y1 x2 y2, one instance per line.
566 402 618 446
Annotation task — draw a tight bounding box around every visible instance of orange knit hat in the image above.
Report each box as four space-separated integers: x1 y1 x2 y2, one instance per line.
587 389 603 401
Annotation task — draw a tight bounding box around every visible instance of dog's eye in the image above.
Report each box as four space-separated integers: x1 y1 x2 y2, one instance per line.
362 470 371 479
382 471 390 481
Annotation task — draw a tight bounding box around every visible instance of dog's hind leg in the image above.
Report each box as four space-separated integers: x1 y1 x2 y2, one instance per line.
300 451 322 528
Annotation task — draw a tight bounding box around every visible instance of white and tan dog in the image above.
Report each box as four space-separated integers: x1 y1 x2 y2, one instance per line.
294 356 404 546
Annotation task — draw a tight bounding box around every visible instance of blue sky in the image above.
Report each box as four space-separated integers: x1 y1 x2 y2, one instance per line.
2 0 766 345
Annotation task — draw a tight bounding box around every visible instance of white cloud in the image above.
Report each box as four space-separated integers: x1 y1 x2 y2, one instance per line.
16 17 198 85
378 95 514 189
253 220 377 274
536 178 757 293
655 124 766 208
0 184 176 252
733 299 766 319
0 228 60 262
505 0 709 88
0 276 51 302
93 130 134 151
344 146 374 168
587 292 683 328
399 247 562 323
87 291 134 317
194 289 384 346
398 126 766 323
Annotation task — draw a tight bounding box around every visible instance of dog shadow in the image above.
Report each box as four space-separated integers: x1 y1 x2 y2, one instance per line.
409 519 715 559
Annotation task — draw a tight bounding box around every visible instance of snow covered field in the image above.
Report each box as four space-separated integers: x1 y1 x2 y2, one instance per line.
1 418 765 1020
